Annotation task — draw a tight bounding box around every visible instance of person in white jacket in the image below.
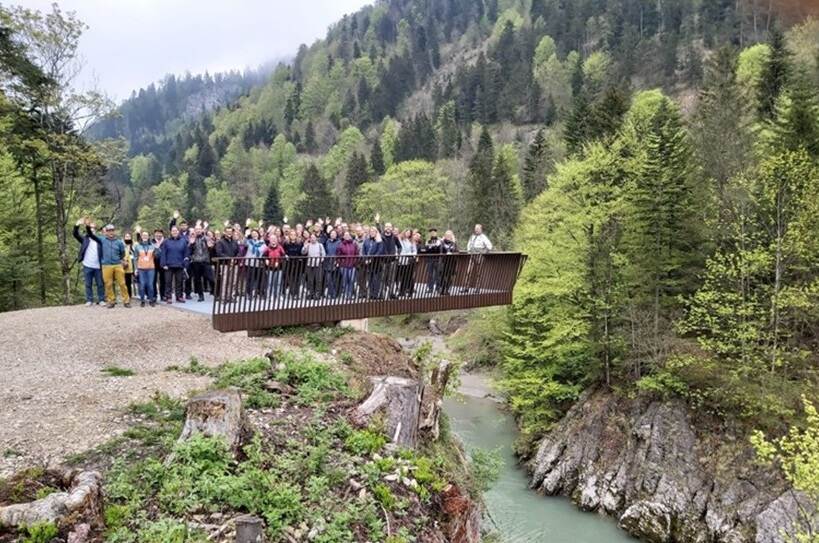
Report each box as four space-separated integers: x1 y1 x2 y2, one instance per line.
467 224 493 253
464 224 493 293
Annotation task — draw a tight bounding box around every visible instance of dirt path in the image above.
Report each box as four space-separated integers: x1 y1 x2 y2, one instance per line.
0 305 271 477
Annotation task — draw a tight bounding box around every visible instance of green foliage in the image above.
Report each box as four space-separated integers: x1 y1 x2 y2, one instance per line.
752 397 819 542
211 358 279 409
469 448 503 493
294 163 336 222
273 350 350 405
447 307 508 369
21 522 58 543
101 366 136 377
344 429 387 456
355 161 450 229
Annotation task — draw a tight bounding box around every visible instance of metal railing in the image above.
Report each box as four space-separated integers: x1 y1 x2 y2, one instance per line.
211 252 527 332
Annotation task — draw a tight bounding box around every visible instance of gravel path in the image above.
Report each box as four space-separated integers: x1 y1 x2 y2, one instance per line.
0 304 272 476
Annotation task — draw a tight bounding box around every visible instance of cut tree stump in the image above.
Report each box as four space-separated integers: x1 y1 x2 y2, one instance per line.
351 376 421 448
178 389 248 453
235 514 264 542
419 360 452 440
0 470 102 530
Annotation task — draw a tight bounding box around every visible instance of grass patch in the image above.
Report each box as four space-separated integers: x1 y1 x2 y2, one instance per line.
20 522 58 543
101 366 136 377
165 356 209 376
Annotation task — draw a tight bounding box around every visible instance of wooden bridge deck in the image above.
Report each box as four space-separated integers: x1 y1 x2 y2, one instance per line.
211 252 526 332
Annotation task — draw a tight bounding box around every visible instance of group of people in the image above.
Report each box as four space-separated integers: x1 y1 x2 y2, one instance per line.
73 212 494 308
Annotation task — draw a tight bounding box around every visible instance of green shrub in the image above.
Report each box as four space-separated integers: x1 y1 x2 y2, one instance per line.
212 358 278 408
274 351 349 405
470 448 503 493
344 429 387 456
101 365 136 377
21 522 58 543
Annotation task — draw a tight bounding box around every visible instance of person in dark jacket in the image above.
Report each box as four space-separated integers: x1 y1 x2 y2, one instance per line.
377 220 401 298
439 230 459 295
169 212 192 298
323 230 342 299
160 225 190 303
214 226 239 302
73 218 104 305
422 228 442 294
283 231 304 297
363 227 384 299
336 232 359 299
152 229 165 302
188 224 211 302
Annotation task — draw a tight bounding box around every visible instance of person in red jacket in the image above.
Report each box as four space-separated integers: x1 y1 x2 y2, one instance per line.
266 235 286 298
336 231 359 299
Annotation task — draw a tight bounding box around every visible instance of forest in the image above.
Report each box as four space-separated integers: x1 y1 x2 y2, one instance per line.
1 0 818 433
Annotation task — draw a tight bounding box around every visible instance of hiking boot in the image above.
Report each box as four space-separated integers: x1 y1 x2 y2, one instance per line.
140 300 146 307
149 301 156 307
123 303 131 308
198 295 205 302
107 303 115 309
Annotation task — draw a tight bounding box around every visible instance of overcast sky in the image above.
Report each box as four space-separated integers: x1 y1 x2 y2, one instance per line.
16 0 372 102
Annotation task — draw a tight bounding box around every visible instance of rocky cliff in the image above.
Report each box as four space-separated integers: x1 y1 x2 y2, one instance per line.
528 389 813 543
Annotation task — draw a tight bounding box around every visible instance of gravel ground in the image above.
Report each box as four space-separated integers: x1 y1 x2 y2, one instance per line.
0 304 272 477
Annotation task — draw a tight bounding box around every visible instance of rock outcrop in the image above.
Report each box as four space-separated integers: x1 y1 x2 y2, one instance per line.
528 389 813 543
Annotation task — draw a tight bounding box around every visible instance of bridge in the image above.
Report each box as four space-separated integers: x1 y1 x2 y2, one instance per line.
210 252 527 333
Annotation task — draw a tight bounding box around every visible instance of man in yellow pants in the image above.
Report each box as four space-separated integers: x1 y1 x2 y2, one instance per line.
92 224 131 308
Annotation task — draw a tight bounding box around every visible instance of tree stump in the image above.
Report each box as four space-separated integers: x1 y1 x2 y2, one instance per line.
0 470 102 530
235 515 264 543
178 389 248 453
351 376 421 448
419 360 452 440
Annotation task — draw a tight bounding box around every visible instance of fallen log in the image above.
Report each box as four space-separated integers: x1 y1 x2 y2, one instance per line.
0 470 102 530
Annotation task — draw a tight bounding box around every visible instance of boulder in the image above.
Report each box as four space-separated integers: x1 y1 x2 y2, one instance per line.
619 501 671 542
178 389 248 452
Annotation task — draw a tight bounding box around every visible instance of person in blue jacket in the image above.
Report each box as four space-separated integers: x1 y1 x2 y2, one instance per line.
160 225 190 303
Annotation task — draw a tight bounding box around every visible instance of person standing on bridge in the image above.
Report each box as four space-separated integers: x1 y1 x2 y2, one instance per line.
188 223 211 302
244 229 268 299
89 224 131 308
323 229 342 299
398 229 418 298
283 230 304 298
337 231 359 299
134 230 158 307
266 235 286 298
422 228 442 295
464 224 493 294
160 225 190 304
363 227 384 299
215 226 239 302
376 216 401 299
302 233 326 300
73 217 104 306
440 230 460 296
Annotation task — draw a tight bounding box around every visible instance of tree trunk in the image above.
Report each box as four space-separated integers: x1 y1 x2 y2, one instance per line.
52 162 71 304
32 163 47 305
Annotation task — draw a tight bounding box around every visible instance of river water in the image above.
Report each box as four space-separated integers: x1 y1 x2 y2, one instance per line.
443 390 636 543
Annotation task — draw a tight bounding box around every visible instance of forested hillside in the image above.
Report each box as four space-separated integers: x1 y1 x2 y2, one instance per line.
2 0 819 449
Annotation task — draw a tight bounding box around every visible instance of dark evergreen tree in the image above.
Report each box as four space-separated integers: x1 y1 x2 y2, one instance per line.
588 86 630 141
295 163 335 221
263 182 283 225
521 128 550 201
758 27 790 120
304 120 317 154
346 151 370 200
467 126 495 228
564 93 592 155
370 139 386 176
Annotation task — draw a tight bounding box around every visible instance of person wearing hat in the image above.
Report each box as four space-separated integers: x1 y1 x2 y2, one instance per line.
89 223 131 308
422 228 443 295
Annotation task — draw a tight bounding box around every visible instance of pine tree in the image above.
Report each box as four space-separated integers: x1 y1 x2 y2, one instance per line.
346 151 370 201
436 101 461 158
295 163 335 221
564 92 592 155
769 77 819 158
370 139 386 176
487 147 522 247
415 113 438 162
263 182 283 225
304 120 317 154
624 98 703 347
467 126 495 228
588 86 629 142
522 128 550 201
758 27 791 120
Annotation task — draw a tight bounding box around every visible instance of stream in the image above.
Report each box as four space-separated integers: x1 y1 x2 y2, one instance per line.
443 374 635 543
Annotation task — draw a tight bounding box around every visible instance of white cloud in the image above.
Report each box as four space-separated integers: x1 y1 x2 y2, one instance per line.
15 0 372 101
